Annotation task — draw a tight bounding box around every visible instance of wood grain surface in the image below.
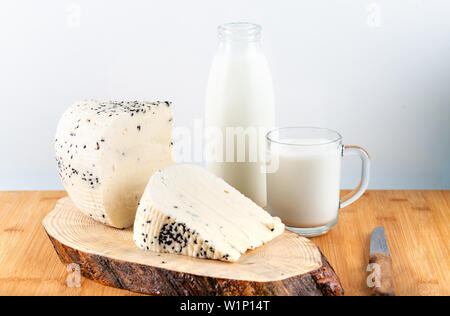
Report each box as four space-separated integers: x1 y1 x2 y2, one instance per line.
0 190 449 296
42 198 342 296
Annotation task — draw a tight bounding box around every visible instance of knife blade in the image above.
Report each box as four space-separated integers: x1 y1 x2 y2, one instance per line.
370 226 390 256
369 226 395 296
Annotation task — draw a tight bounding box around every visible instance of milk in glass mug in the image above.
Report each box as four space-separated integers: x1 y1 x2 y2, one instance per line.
266 127 370 237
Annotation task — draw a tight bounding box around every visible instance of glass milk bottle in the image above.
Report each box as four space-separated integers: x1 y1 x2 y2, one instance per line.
205 23 275 207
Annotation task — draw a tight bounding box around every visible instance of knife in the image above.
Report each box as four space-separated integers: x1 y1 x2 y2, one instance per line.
369 226 395 296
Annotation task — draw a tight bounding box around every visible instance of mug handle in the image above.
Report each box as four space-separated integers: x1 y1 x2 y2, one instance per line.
340 145 371 208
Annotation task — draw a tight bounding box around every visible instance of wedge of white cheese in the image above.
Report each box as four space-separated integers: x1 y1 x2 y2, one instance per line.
133 164 285 262
55 100 173 229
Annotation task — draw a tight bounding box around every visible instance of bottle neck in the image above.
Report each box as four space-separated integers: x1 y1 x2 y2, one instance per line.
217 22 262 55
217 40 261 55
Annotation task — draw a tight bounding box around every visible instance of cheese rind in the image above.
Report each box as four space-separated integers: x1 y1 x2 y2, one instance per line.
55 100 173 228
133 164 285 262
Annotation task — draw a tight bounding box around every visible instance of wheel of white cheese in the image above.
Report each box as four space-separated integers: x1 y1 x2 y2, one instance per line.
55 100 173 228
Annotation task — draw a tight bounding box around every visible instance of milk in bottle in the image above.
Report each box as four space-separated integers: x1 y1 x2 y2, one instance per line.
205 23 275 207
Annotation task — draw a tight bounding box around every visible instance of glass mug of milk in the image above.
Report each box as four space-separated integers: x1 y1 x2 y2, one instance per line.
266 127 370 237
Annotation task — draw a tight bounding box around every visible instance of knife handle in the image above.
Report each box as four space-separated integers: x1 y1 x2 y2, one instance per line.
369 253 395 296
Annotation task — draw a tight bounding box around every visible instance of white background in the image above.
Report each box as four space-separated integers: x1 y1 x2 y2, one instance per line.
0 0 449 190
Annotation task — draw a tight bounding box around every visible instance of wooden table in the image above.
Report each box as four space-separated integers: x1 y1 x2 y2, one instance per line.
0 190 448 296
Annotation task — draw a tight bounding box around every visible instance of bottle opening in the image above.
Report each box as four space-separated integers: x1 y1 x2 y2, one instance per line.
218 22 262 42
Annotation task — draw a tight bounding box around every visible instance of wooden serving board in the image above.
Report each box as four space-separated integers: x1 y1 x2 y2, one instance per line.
42 198 343 296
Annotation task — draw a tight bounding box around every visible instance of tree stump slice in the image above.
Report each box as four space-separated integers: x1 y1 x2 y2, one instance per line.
43 198 344 296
